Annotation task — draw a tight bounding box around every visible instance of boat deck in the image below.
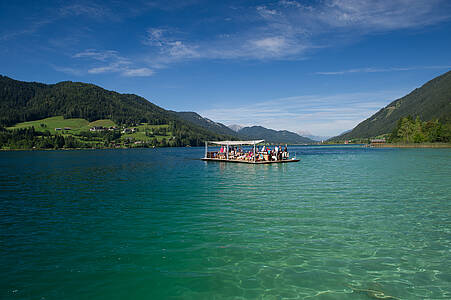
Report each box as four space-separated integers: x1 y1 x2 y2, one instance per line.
201 158 300 164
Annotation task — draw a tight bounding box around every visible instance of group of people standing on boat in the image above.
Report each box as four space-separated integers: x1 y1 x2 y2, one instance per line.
260 145 288 161
217 144 289 161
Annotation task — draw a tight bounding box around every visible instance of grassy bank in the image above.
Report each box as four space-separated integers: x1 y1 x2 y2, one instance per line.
1 116 177 150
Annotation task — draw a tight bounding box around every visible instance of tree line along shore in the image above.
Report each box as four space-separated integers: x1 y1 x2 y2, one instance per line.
0 116 223 150
1 115 450 150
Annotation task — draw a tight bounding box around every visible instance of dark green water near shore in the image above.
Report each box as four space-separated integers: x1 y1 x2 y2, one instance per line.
1 146 450 299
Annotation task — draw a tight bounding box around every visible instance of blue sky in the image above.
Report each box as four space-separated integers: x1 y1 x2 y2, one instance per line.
1 0 451 136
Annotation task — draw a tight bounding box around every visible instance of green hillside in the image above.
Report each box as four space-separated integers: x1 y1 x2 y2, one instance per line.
0 75 235 148
335 70 451 140
172 111 238 136
7 116 90 133
0 75 174 126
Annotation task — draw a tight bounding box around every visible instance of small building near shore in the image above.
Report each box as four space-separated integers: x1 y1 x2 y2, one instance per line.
370 138 386 144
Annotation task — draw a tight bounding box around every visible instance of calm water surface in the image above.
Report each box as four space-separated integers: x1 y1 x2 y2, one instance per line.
0 146 450 299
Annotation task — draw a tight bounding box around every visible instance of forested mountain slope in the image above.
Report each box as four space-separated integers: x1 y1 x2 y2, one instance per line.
0 75 233 142
335 70 451 140
171 111 238 136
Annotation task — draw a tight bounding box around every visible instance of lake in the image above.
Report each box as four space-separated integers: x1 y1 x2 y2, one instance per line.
1 146 450 299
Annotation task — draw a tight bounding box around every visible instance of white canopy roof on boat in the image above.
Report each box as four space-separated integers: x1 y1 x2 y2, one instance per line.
208 140 264 146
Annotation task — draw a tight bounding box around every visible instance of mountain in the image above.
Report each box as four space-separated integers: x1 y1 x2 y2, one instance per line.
0 75 234 144
304 134 329 142
334 70 451 140
228 124 243 132
238 126 315 144
297 130 330 142
168 113 314 143
171 111 238 136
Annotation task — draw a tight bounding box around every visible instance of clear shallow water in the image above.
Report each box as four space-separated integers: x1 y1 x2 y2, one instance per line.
0 146 450 299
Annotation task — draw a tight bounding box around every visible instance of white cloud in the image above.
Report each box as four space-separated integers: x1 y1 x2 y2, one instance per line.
122 68 154 77
251 36 287 53
140 0 451 66
1 2 120 41
279 0 302 9
58 3 113 19
316 65 451 75
319 0 450 30
73 49 124 62
68 49 155 77
199 89 410 136
256 6 280 18
166 41 200 59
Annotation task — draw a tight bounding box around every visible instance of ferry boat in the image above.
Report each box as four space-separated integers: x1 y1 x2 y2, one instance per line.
201 140 300 164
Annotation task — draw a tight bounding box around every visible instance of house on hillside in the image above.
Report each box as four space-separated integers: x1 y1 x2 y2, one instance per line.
122 128 137 134
90 126 106 132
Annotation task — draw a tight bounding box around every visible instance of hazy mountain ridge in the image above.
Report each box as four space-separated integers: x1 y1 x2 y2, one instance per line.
171 117 315 143
238 126 315 144
228 124 243 132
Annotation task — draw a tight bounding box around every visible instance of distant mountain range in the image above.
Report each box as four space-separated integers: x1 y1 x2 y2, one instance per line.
296 130 330 142
172 112 315 143
333 70 451 140
237 126 315 144
228 124 243 132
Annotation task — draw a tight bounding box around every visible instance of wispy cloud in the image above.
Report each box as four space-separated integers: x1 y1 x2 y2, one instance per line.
122 68 154 77
0 2 119 41
51 65 84 76
139 0 451 66
54 49 154 77
316 65 451 75
4 0 451 76
58 3 115 19
0 19 53 41
316 0 450 30
199 89 410 136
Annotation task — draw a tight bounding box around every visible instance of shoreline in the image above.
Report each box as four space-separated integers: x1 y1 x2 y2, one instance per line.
2 143 451 151
368 143 451 148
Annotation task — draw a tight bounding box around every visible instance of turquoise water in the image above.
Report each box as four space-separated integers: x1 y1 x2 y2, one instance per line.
1 146 450 299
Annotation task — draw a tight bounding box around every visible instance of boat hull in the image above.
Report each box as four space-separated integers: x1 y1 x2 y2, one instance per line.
201 158 300 164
